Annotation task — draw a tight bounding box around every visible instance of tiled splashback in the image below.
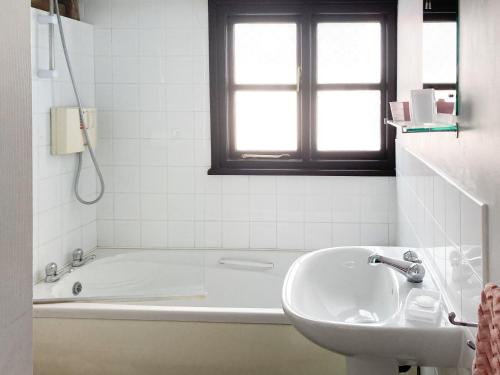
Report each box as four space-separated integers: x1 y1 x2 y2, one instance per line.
396 141 487 327
80 0 397 251
31 9 97 281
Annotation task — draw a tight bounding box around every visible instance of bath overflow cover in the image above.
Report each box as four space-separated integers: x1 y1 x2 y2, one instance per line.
72 281 83 296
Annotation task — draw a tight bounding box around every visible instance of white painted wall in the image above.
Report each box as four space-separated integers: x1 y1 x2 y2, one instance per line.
397 0 423 101
81 0 396 251
0 1 33 374
397 0 500 285
31 9 97 282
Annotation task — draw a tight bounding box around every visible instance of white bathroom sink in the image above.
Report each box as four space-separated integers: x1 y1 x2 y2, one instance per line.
282 246 465 375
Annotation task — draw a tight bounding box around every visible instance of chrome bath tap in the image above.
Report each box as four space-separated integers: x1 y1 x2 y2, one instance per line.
367 251 425 283
45 249 96 283
45 262 72 283
71 248 96 267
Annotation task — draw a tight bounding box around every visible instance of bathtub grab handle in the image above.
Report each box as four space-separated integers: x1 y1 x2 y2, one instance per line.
218 259 274 270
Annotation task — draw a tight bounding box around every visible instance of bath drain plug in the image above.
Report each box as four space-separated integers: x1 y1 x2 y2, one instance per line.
72 281 83 296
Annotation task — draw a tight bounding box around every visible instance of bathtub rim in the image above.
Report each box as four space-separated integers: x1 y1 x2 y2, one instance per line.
33 303 289 324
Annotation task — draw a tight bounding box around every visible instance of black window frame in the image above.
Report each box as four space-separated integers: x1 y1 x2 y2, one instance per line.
208 0 398 176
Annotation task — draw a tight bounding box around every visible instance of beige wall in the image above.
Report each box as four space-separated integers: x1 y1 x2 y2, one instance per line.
397 0 500 284
0 0 33 374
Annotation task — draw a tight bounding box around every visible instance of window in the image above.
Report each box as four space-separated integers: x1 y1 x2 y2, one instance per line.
423 1 458 112
208 0 397 176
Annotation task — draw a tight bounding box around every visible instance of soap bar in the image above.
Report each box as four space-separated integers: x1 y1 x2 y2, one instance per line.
415 295 437 309
404 289 442 324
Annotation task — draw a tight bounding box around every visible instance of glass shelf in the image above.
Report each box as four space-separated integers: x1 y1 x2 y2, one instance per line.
385 119 458 135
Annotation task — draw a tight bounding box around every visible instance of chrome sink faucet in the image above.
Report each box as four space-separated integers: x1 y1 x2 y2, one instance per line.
367 250 425 283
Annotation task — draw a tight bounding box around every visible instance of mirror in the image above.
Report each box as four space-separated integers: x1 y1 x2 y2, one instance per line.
422 0 459 115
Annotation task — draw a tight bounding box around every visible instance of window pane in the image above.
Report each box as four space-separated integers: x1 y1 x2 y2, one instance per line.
423 22 457 84
235 91 297 151
317 23 381 84
234 23 297 84
317 91 381 151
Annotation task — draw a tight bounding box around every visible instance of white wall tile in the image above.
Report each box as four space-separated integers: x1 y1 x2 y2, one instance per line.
167 167 195 193
140 166 167 193
142 139 168 166
141 221 168 248
141 194 168 221
114 220 141 247
33 7 99 280
113 139 141 165
277 195 304 222
168 221 195 248
167 140 194 166
113 84 139 110
114 193 141 219
138 0 165 29
222 176 249 195
202 221 222 248
167 194 195 221
396 142 485 328
164 0 194 29
305 223 332 250
140 57 165 84
222 222 249 249
250 222 277 249
332 194 361 223
222 195 249 221
203 194 222 221
277 222 304 250
94 56 112 83
360 194 389 223
97 220 114 246
250 195 276 222
361 223 389 246
113 56 139 83
94 29 112 56
139 29 165 56
305 195 332 223
111 29 139 56
113 166 140 192
142 111 167 139
249 176 276 195
110 0 139 28
333 223 360 246
445 184 461 247
167 111 194 139
276 176 305 195
84 1 396 254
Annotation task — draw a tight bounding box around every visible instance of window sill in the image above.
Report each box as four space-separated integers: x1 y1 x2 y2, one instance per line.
207 167 396 176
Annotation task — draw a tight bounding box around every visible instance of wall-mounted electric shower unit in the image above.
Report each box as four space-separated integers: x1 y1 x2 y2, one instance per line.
38 0 105 205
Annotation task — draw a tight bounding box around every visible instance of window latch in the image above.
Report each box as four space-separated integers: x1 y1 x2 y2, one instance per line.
241 153 291 159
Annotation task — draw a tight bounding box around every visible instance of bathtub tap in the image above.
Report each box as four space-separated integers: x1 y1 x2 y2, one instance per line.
71 248 96 267
45 262 72 283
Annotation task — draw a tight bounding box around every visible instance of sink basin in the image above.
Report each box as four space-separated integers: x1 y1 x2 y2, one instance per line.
282 246 465 375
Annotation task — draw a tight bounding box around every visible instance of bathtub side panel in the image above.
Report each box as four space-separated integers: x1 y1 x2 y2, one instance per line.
34 318 344 375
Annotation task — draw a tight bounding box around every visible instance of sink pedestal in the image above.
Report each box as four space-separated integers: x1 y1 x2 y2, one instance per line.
346 356 398 375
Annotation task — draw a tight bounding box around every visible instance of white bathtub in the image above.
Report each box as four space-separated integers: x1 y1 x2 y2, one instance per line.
33 248 345 375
